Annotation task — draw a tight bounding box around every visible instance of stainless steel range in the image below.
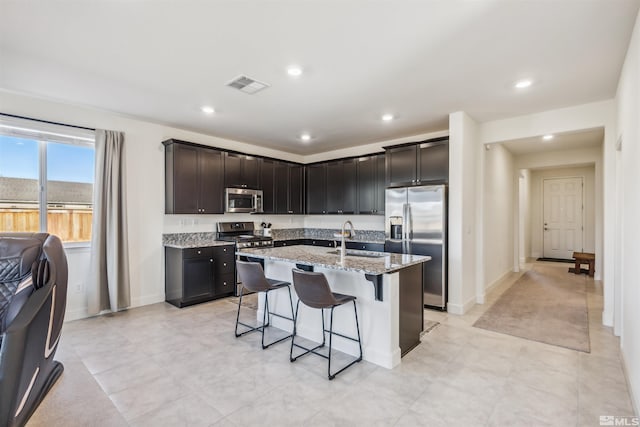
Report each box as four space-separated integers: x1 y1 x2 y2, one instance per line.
216 221 273 249
216 221 273 296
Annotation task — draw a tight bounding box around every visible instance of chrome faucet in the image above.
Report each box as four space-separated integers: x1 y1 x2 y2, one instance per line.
338 220 356 263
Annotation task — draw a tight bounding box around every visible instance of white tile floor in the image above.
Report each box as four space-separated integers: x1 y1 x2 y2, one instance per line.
27 262 635 426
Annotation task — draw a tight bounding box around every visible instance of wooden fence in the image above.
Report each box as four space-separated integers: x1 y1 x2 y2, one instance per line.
0 208 92 242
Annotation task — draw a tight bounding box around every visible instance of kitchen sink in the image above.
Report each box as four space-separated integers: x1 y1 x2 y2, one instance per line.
326 249 385 258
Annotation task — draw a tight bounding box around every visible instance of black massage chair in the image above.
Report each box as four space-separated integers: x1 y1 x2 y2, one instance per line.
0 233 68 427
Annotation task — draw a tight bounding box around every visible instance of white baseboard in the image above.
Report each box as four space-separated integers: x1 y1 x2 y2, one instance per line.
448 296 476 315
602 308 614 327
620 350 639 417
64 307 89 322
64 292 166 322
131 293 165 308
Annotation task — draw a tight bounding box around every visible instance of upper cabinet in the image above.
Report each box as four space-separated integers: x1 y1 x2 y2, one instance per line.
224 152 259 189
357 154 385 215
305 163 327 214
326 159 357 214
260 159 276 214
164 140 224 214
385 137 449 187
274 162 304 214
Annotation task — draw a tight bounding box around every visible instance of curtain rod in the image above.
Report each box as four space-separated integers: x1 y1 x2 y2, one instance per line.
0 112 96 132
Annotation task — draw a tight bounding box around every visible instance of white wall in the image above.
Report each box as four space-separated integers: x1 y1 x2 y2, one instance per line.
483 143 514 290
448 111 479 314
615 8 640 415
528 165 596 258
519 169 532 262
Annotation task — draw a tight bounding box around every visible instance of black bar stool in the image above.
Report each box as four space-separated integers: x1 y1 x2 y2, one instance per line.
235 260 295 349
290 269 363 380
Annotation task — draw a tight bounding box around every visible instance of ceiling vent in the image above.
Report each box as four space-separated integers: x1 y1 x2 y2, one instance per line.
226 75 270 94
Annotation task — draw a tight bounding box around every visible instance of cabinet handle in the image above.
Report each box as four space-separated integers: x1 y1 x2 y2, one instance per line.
223 248 227 252
288 210 293 214
197 250 201 254
210 259 213 262
223 262 227 267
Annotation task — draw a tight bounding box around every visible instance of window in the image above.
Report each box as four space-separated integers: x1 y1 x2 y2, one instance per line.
0 116 95 243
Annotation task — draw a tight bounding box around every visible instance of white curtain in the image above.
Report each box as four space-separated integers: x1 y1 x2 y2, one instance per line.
87 129 130 315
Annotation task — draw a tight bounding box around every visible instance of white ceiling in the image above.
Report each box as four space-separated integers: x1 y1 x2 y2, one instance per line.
499 128 604 156
1 1 638 155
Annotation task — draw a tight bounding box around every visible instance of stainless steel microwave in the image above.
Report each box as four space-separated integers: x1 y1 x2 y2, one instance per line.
225 188 263 213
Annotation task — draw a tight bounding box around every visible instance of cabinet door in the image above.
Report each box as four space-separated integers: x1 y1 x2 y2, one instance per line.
199 148 224 214
243 156 260 189
306 163 327 214
260 159 276 213
183 257 214 300
274 162 289 214
326 161 343 214
386 145 417 187
326 160 356 213
171 144 199 214
224 152 243 188
342 159 357 214
357 156 376 214
418 141 449 183
375 154 386 214
289 165 304 214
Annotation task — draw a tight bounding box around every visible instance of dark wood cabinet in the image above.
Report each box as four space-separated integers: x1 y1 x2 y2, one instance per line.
385 137 448 187
213 245 235 296
418 141 449 183
289 165 304 214
260 159 276 214
345 241 385 252
165 245 235 308
305 163 327 214
165 140 223 214
273 239 302 247
357 154 385 215
326 159 357 214
275 162 304 214
224 152 259 189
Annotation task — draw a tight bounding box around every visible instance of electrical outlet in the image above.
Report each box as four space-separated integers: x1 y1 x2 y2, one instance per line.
74 283 83 293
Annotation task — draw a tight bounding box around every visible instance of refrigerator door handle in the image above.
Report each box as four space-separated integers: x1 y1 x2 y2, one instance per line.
402 203 409 241
406 203 412 241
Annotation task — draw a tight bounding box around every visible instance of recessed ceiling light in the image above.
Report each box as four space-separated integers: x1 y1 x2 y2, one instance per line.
514 79 533 89
382 114 394 122
287 66 303 77
300 133 311 142
201 106 215 114
542 134 554 141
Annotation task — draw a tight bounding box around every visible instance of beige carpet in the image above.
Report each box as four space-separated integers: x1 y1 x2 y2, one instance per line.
473 265 590 353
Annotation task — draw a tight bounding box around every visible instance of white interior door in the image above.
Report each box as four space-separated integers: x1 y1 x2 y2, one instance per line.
543 177 584 259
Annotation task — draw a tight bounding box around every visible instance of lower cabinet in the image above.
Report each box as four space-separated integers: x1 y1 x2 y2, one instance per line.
345 241 385 252
165 245 235 308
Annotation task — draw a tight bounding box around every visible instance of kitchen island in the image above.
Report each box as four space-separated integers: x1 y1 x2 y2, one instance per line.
235 245 430 369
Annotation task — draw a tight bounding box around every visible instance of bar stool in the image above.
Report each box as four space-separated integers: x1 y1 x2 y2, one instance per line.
235 260 295 349
290 269 363 380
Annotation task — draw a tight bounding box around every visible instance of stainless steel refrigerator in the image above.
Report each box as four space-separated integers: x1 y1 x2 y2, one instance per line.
385 185 447 310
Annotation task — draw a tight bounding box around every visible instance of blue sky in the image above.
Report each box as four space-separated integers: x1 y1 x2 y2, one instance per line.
0 135 94 183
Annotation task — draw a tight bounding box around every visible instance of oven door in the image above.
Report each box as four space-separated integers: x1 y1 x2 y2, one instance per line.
225 188 262 213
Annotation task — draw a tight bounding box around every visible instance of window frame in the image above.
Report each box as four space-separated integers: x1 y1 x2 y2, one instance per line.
0 115 95 247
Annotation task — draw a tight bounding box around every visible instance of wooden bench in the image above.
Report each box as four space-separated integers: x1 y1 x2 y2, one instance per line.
572 252 595 277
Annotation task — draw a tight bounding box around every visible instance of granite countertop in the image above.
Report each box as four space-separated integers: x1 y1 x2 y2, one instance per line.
163 232 233 249
270 228 385 244
236 245 430 275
